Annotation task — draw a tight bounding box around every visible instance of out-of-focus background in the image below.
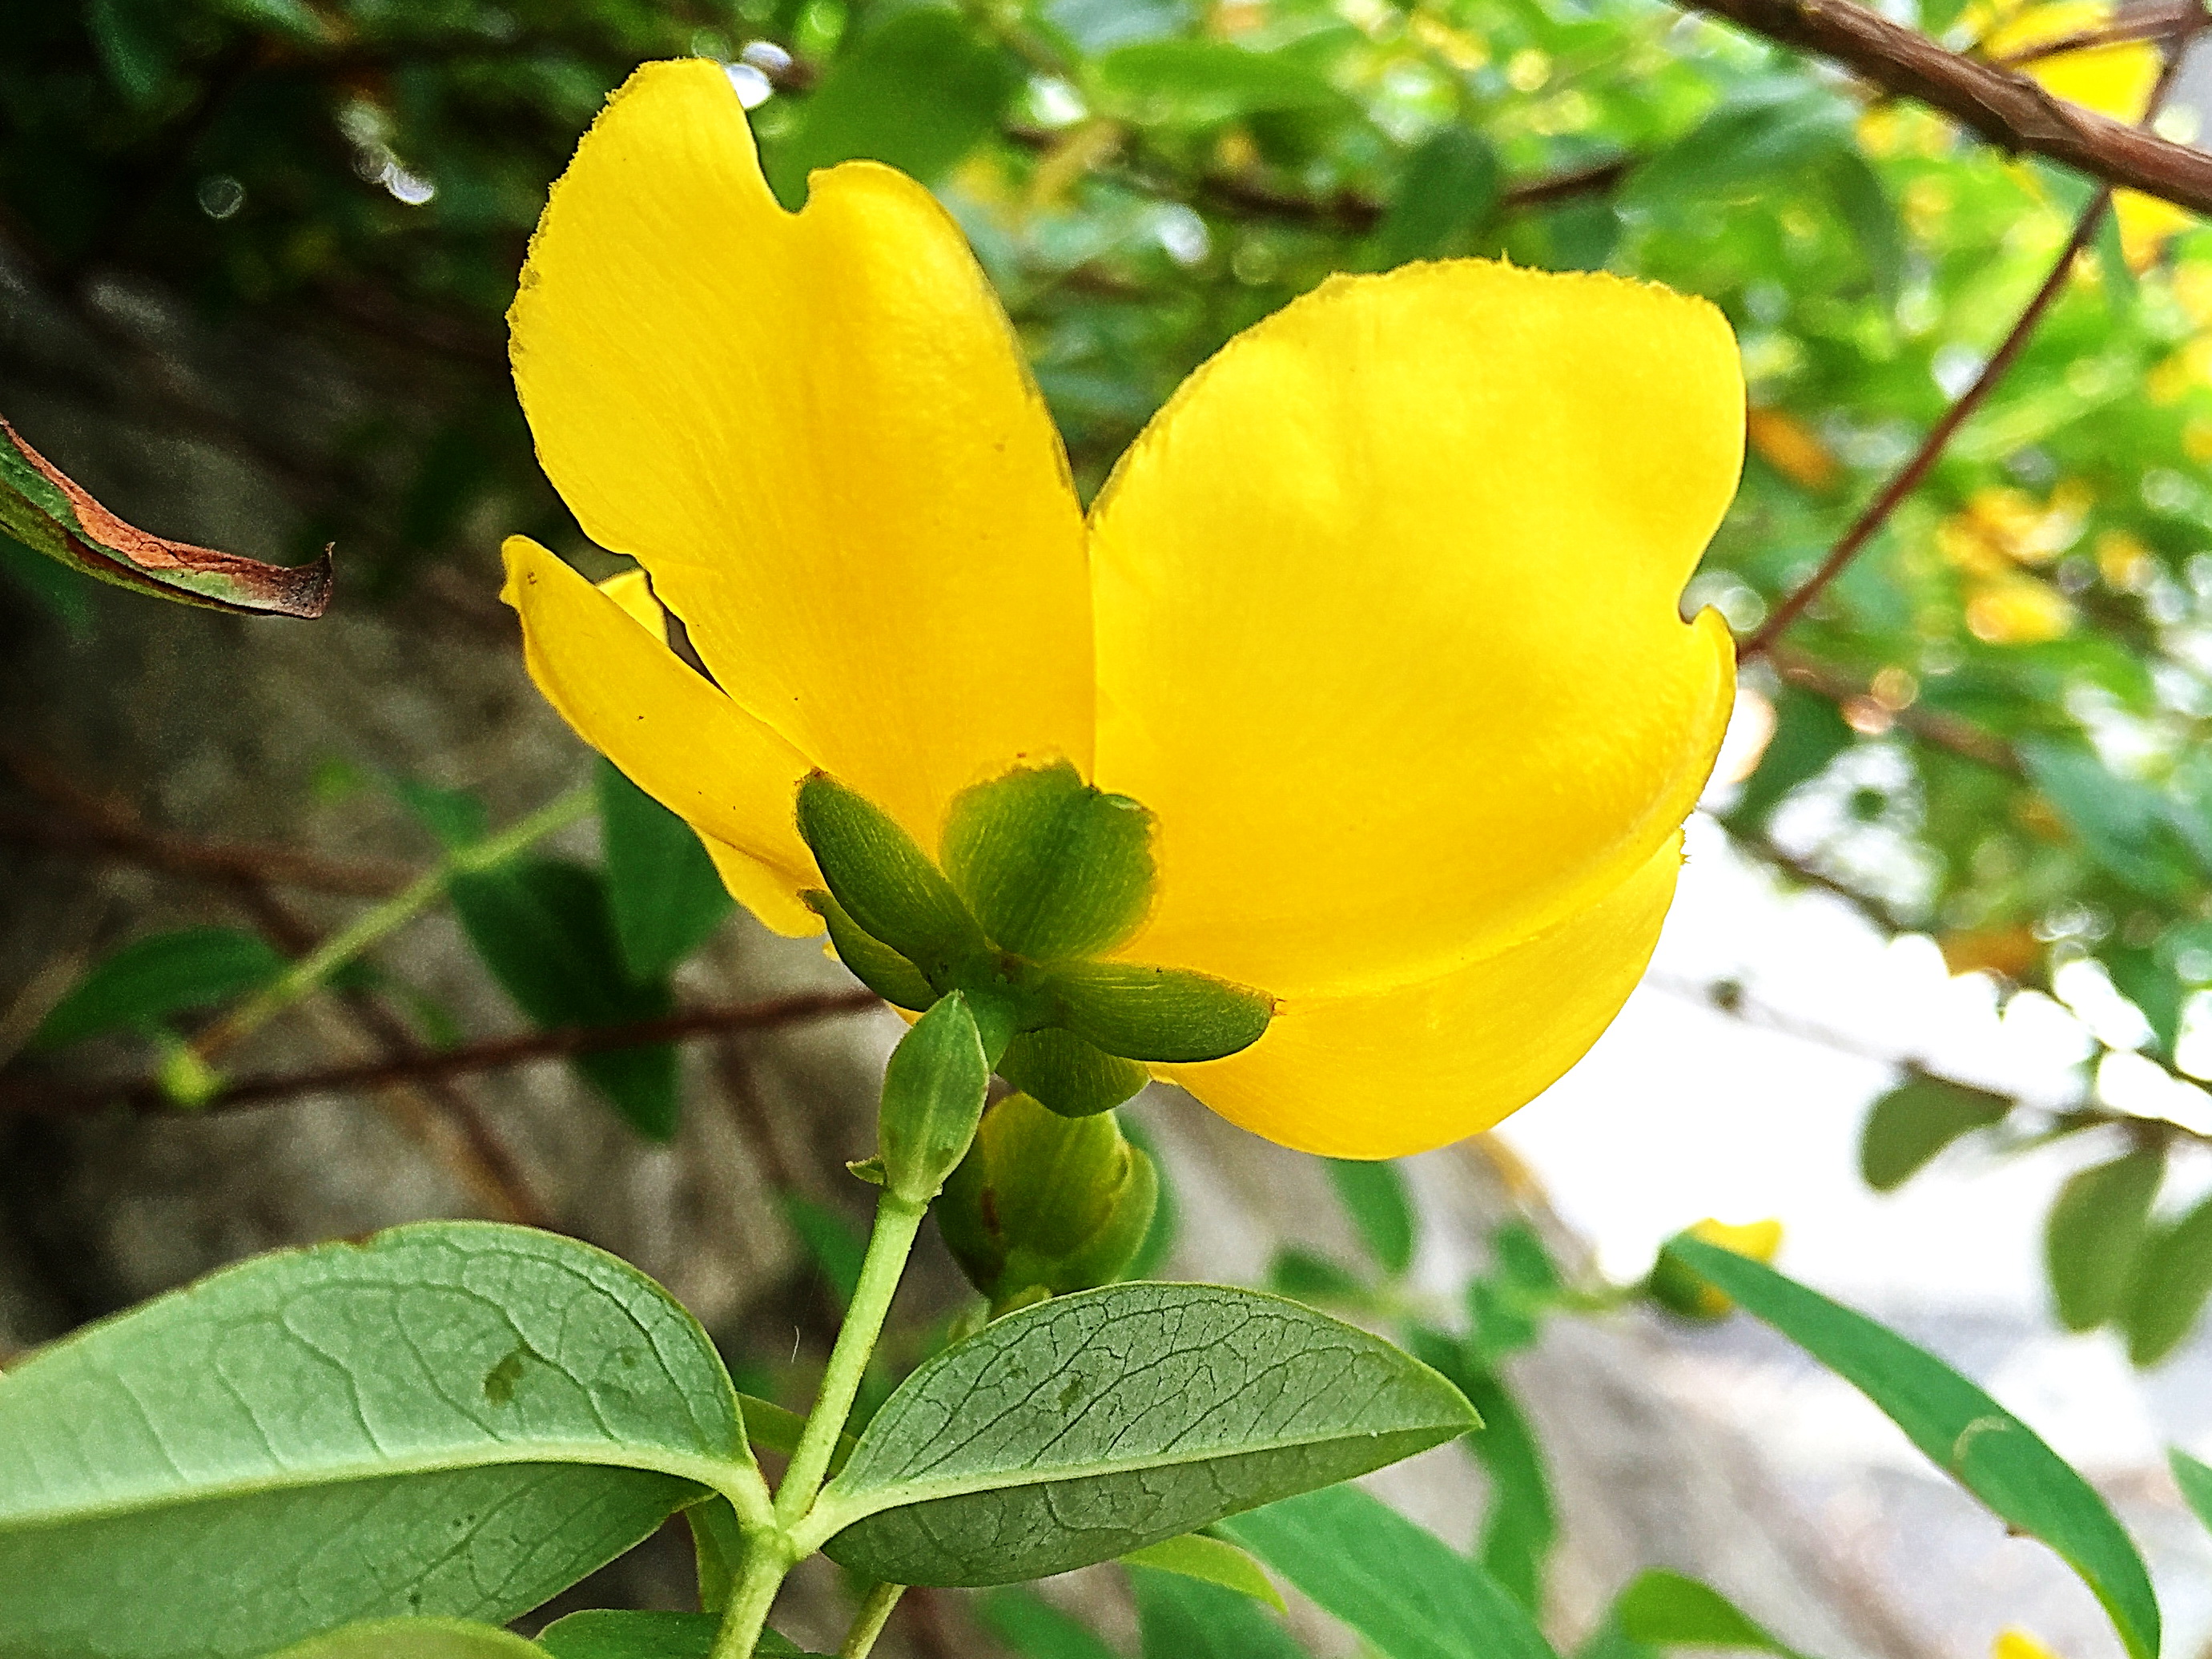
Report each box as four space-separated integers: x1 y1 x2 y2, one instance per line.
7 0 2212 1654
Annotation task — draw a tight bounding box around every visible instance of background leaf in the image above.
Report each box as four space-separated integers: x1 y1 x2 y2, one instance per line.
0 1222 746 1659
2044 1147 2164 1332
1662 1235 2159 1659
448 856 680 1139
1223 1484 1558 1659
30 926 284 1050
538 1612 817 1659
2122 1191 2212 1366
1372 127 1501 268
818 1282 1476 1585
1326 1157 1416 1276
1608 1570 1813 1659
270 1621 546 1659
973 1589 1118 1659
1857 1073 2013 1192
1130 1562 1305 1659
597 759 736 981
1121 1532 1285 1611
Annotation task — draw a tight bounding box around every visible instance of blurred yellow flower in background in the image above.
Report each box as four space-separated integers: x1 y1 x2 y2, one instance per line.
499 60 1743 1158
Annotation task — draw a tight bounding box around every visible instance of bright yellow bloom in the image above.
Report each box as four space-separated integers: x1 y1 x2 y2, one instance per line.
1995 1629 2065 1659
500 60 1742 1158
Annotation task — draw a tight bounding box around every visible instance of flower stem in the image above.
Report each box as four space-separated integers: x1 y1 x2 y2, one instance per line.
708 1544 790 1659
774 1189 928 1525
191 787 591 1066
838 1583 907 1659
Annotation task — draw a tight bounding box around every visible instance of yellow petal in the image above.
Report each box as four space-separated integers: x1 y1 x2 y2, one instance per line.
502 535 819 935
1160 835 1681 1158
511 59 1093 844
1992 2 2158 121
595 566 665 633
1089 260 1738 998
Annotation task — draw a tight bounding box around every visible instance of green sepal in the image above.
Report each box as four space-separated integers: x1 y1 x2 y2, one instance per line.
796 773 986 985
806 889 936 1011
940 759 1156 960
877 993 992 1205
1041 961 1273 1062
999 1026 1151 1117
686 1497 744 1615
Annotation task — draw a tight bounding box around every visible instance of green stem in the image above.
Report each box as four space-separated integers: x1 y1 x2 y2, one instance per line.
194 787 591 1063
838 1583 907 1659
708 1544 790 1659
774 1190 928 1526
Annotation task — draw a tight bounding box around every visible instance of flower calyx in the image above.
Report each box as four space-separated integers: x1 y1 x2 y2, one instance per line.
797 763 1273 1117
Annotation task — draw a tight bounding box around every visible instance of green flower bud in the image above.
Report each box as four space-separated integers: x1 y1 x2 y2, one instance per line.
876 993 991 1205
937 1092 1159 1309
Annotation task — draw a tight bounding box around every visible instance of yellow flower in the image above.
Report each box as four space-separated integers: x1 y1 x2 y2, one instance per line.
499 61 1742 1158
1994 1630 2064 1659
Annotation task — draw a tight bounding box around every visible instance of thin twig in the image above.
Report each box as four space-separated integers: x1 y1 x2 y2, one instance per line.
1743 191 2115 658
1674 0 2212 213
1743 17 2198 660
0 989 883 1117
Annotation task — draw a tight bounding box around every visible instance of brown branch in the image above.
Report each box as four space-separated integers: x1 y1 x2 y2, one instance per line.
1 744 414 898
1675 0 2212 213
0 811 413 899
0 989 884 1117
1742 21 2196 660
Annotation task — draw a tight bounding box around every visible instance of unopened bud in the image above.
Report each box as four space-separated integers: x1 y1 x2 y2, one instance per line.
876 993 991 1205
1647 1217 1783 1321
937 1092 1158 1309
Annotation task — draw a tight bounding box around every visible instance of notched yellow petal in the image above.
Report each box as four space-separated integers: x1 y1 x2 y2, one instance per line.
1090 258 1740 999
501 535 820 932
1161 832 1683 1158
510 58 1092 848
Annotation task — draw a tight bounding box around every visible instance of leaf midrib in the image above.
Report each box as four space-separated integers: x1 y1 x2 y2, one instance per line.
0 1439 754 1532
807 1417 1460 1541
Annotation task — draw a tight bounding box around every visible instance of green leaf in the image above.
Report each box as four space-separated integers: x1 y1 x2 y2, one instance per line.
814 1282 1477 1585
30 926 284 1050
998 1027 1151 1117
1727 686 1852 831
1093 38 1347 126
1130 1563 1304 1659
1223 1485 1558 1659
810 890 935 1012
1325 1158 1415 1275
1123 1532 1285 1612
0 1222 750 1659
1267 1246 1368 1304
0 417 331 614
940 759 1156 960
767 10 1022 205
974 1589 1118 1659
1624 87 1850 207
269 1622 545 1659
782 1192 870 1309
2171 1448 2212 1536
877 992 991 1204
794 773 986 987
1042 960 1273 1062
448 857 679 1140
1660 1235 2159 1659
537 1612 820 1659
1460 1366 1555 1612
1373 127 1501 268
1611 1570 1812 1659
2045 1147 2164 1331
1823 151 1901 303
394 779 489 852
2019 739 2198 901
1858 1073 2012 1191
2122 1190 2212 1366
597 759 734 979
